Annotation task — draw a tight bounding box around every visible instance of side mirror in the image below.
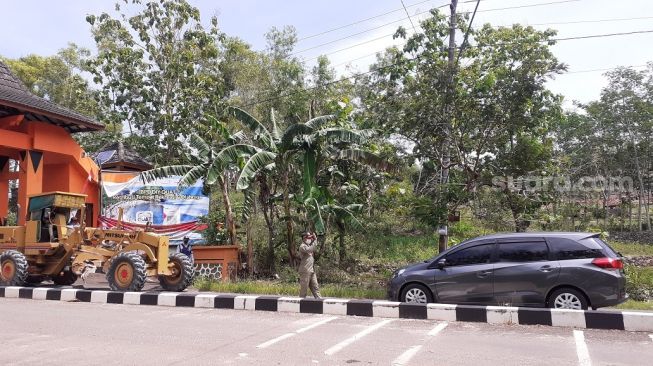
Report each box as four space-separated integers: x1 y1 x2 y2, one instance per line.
435 259 446 270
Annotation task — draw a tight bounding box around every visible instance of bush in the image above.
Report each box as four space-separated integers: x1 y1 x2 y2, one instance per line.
625 265 653 301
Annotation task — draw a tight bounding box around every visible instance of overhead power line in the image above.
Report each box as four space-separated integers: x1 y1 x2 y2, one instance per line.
291 5 444 56
297 0 438 42
456 0 481 65
295 0 585 60
244 28 653 109
528 16 653 27
401 0 418 33
555 29 653 41
565 64 648 74
333 16 653 69
467 0 581 14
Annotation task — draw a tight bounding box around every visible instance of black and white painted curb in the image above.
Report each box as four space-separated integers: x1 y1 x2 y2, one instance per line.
1 286 652 332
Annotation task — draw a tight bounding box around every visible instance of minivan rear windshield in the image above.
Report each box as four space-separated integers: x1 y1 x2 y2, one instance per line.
584 237 619 258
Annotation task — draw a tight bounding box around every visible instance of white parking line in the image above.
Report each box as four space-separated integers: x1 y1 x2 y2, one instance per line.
256 333 295 349
296 316 339 333
324 319 394 356
392 345 423 366
256 316 337 349
428 322 448 336
573 330 591 366
390 322 448 366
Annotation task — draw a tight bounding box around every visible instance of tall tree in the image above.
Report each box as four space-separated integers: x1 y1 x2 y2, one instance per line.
2 45 120 153
86 0 225 164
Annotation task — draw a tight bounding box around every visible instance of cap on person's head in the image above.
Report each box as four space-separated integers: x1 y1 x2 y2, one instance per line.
301 231 312 238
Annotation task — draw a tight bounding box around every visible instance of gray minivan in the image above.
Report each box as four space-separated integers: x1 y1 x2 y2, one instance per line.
387 232 626 309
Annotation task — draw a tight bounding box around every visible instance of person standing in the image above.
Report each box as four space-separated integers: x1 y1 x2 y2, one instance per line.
298 231 321 299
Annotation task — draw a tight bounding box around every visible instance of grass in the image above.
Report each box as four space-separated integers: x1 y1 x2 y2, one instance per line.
610 240 653 256
615 300 653 311
194 278 386 299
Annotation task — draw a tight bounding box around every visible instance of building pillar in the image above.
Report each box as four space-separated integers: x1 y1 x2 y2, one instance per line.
17 150 43 225
0 156 9 223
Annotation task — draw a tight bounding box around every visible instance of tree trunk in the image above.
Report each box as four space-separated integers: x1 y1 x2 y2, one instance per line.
259 175 276 273
628 129 647 231
628 194 633 230
337 221 346 265
246 217 254 276
220 174 237 246
282 169 297 266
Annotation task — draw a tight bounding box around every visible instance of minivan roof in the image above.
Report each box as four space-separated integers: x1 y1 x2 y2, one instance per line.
471 232 599 241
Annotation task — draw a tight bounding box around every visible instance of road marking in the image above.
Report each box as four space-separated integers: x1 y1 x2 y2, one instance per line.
392 345 423 366
296 316 339 333
324 319 394 356
256 333 295 349
390 322 448 366
256 316 338 349
649 334 653 343
573 330 591 366
428 322 448 336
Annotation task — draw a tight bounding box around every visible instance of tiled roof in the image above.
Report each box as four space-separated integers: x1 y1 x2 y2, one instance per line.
94 140 152 170
0 60 103 133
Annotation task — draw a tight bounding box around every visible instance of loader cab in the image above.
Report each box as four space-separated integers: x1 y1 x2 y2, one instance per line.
26 192 87 244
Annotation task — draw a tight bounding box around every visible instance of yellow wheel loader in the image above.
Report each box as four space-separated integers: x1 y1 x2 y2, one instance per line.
0 192 193 291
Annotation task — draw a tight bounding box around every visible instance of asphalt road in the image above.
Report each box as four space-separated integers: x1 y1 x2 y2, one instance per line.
0 298 651 366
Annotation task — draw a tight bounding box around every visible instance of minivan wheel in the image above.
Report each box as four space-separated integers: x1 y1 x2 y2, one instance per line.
401 284 433 304
548 288 588 310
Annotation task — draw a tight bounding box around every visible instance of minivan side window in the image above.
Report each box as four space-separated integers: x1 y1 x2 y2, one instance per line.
497 241 548 262
548 237 605 260
445 244 493 266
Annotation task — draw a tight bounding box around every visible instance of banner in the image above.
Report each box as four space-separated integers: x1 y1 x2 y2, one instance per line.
100 174 208 243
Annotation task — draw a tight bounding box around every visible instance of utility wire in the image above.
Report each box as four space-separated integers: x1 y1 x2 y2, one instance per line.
297 0 437 42
401 0 418 33
565 64 648 74
295 0 584 60
243 28 653 109
555 29 653 41
291 6 444 56
528 16 653 27
467 0 581 14
333 16 653 68
456 0 481 65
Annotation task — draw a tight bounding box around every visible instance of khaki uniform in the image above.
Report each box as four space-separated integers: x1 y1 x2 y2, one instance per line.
298 240 321 298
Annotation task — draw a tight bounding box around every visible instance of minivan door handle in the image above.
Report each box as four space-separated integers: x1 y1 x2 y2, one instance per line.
539 265 553 273
477 270 492 278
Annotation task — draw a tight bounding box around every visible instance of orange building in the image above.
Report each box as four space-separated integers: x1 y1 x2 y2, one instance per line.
0 61 103 225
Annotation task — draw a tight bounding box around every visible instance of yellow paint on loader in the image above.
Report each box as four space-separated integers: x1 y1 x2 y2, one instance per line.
0 192 192 291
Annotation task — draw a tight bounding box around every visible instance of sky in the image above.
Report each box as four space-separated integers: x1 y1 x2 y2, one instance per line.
2 0 653 107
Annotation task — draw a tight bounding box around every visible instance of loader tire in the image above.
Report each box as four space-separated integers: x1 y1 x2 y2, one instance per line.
0 250 28 286
107 252 146 292
159 252 194 292
52 271 78 286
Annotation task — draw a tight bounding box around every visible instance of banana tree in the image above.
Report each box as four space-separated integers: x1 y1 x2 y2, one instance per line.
321 202 363 264
228 106 386 265
140 118 257 247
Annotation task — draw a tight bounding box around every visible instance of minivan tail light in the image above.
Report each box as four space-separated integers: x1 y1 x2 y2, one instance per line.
591 257 623 270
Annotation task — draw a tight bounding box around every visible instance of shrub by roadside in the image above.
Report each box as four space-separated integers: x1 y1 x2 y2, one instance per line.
625 265 653 301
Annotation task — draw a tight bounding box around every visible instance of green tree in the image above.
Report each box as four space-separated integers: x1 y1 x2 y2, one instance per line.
2 45 121 153
86 0 225 164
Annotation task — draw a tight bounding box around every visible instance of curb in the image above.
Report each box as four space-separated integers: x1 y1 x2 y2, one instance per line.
1 286 651 332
